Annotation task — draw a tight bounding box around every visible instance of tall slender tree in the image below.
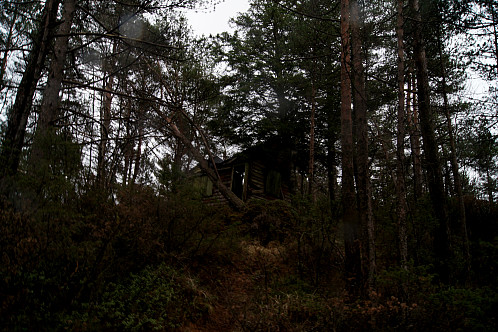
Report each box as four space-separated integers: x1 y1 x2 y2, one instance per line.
350 0 375 289
0 2 19 90
30 0 77 169
340 0 363 297
435 22 471 279
395 0 409 268
410 0 451 282
406 67 424 201
0 0 61 181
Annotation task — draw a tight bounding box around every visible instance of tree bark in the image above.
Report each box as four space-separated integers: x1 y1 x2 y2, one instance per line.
97 41 116 189
154 107 245 210
491 3 498 77
327 141 338 201
350 0 375 290
132 124 143 185
309 77 316 200
437 27 471 278
0 0 61 180
122 98 133 186
395 0 409 269
0 6 18 90
30 0 77 167
410 0 452 283
407 67 423 200
340 0 362 297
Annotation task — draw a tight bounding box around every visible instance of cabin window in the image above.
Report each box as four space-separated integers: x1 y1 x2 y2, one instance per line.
265 170 281 197
231 164 246 199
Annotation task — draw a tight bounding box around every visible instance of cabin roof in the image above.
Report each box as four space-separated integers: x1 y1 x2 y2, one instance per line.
194 137 295 175
220 138 293 166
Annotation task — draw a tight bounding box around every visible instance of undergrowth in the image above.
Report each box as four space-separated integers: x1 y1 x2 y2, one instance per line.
1 190 497 331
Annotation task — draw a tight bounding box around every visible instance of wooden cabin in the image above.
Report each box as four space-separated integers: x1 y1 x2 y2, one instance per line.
193 140 296 205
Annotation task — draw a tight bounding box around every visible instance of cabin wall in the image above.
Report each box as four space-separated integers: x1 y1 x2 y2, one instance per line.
248 160 290 201
248 161 265 199
199 155 293 206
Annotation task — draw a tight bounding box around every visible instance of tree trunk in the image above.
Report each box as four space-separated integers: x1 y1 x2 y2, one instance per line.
407 67 423 200
309 78 316 200
350 0 375 290
97 42 116 189
340 0 362 297
122 98 133 186
163 112 244 210
395 0 409 269
410 0 451 283
438 26 471 279
0 0 61 180
327 134 338 203
30 0 77 167
131 124 143 185
0 6 18 90
487 168 495 205
437 26 471 279
326 84 339 204
491 3 498 77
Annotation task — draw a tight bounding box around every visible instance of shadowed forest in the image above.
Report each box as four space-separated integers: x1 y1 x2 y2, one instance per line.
1 0 498 330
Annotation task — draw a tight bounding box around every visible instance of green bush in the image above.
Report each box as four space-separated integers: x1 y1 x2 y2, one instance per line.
472 238 498 285
426 287 498 331
0 200 89 330
0 177 238 330
376 264 436 303
83 263 213 331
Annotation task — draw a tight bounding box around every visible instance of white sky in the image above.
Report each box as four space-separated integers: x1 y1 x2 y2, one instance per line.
184 0 250 37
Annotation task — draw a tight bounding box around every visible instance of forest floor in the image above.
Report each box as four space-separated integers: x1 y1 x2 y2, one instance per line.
182 241 295 331
182 240 343 331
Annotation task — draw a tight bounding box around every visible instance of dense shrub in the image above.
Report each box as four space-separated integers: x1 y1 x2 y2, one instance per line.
425 287 498 331
241 199 298 244
0 182 232 330
241 196 342 287
64 263 213 330
0 199 92 330
1 178 497 331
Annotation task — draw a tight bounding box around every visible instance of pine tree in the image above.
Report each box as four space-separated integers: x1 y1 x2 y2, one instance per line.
0 0 61 181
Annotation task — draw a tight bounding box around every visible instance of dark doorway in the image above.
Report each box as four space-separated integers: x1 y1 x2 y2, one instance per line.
232 164 245 199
